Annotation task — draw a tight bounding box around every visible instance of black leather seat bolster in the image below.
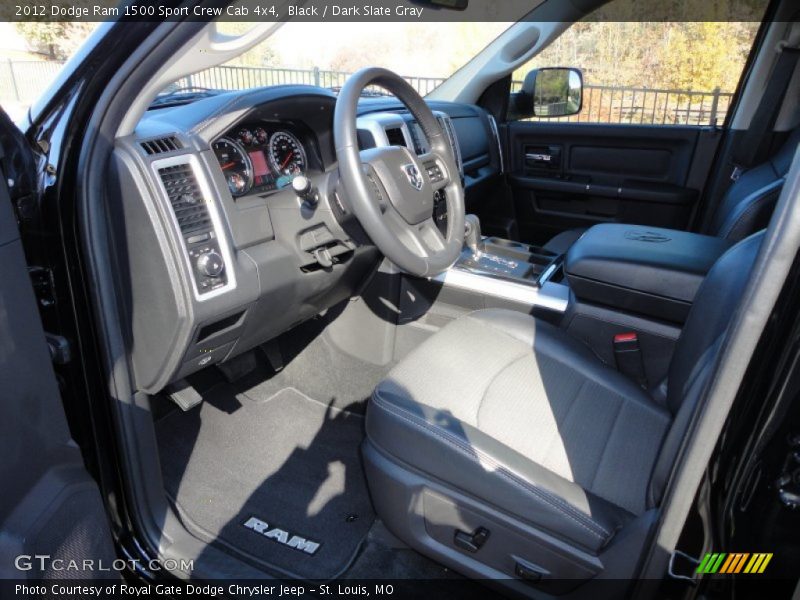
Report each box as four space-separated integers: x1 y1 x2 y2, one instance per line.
367 381 634 553
715 179 784 241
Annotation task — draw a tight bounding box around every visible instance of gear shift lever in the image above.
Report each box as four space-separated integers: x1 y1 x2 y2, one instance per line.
464 214 482 256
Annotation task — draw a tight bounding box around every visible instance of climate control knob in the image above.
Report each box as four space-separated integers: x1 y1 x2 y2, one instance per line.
197 251 224 277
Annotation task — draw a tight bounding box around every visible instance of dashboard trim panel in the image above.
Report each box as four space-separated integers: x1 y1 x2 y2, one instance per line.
487 114 504 173
150 153 238 302
432 268 570 313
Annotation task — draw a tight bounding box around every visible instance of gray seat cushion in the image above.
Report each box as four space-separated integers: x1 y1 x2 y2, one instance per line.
367 309 671 552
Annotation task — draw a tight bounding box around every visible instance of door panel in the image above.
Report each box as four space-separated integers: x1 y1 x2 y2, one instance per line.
0 122 117 579
507 122 712 245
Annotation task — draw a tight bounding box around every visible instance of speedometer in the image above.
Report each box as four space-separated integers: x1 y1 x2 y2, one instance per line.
268 131 307 178
212 137 253 197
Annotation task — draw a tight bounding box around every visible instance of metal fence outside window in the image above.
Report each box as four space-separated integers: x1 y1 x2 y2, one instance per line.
510 80 733 127
1 60 64 106
177 65 445 97
1 60 733 127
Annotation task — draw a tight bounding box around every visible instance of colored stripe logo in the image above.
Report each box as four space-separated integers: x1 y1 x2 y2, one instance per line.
696 553 773 574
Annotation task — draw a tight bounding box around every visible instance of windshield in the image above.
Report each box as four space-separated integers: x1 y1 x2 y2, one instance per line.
160 22 511 99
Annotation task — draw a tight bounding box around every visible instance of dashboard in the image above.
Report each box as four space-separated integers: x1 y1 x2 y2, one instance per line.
110 85 502 394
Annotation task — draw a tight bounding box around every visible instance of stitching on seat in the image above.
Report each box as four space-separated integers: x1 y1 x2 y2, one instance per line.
372 394 611 541
544 376 586 466
588 393 626 493
475 353 528 429
463 313 539 348
462 313 665 417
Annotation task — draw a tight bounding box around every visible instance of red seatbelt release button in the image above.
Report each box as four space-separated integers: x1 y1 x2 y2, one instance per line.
614 332 638 345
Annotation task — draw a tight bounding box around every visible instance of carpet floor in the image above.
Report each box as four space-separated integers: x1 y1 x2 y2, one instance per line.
157 387 375 580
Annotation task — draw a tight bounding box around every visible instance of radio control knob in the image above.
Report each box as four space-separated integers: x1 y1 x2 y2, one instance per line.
197 251 224 277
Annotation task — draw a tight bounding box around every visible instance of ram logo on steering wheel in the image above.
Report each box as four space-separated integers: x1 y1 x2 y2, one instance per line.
402 163 424 191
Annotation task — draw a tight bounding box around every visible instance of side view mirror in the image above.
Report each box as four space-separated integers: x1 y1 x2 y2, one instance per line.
512 67 583 119
410 0 468 9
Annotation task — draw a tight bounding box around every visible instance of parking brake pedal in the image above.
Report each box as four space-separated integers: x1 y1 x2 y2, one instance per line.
454 526 490 553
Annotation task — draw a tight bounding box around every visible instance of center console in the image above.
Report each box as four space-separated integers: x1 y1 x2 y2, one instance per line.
564 223 732 323
397 216 570 346
459 229 560 286
430 209 569 316
433 237 568 313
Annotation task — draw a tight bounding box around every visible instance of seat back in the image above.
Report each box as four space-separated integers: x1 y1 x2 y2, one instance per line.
648 231 764 506
707 128 800 241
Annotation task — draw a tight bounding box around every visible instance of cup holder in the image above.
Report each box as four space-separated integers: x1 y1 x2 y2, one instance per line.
487 237 527 250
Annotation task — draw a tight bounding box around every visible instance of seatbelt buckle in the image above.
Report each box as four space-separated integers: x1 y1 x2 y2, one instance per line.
613 332 647 388
730 165 743 182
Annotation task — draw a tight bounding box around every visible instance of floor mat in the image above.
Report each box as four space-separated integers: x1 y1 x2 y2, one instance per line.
244 322 392 415
156 387 375 579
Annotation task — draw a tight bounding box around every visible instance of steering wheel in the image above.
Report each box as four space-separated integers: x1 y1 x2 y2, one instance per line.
333 68 465 277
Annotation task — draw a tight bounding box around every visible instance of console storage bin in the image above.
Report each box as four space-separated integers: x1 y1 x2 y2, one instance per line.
564 224 732 323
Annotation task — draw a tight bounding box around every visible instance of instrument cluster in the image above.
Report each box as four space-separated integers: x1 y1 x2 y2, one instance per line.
212 124 309 197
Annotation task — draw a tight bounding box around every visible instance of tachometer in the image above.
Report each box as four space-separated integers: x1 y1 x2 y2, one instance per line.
212 137 253 197
268 131 307 178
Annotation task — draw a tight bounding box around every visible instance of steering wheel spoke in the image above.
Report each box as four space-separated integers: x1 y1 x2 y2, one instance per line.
361 163 390 213
416 218 448 255
380 207 426 253
418 151 451 191
379 211 448 262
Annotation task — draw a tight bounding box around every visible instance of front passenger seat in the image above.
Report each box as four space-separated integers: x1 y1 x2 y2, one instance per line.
362 232 763 591
542 128 799 255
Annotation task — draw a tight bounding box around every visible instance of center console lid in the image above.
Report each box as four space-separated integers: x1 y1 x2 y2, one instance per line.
565 224 732 323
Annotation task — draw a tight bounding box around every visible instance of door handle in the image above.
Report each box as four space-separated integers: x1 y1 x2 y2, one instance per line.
525 153 553 163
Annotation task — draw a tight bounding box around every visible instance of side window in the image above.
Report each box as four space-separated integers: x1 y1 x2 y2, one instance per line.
511 19 763 126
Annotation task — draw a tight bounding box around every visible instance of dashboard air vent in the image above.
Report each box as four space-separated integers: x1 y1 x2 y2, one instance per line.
141 136 182 155
385 127 406 147
157 163 212 236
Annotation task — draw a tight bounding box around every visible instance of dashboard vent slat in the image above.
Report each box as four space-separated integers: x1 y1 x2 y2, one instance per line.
141 136 182 155
157 163 213 236
408 122 428 155
437 116 463 178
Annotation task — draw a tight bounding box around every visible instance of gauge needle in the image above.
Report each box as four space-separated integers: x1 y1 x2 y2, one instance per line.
220 161 236 170
280 152 294 170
